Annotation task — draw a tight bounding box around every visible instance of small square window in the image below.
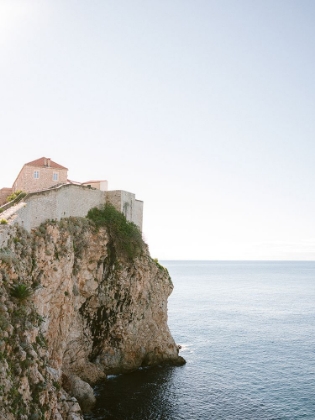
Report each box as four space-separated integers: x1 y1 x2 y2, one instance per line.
53 173 58 181
34 171 39 179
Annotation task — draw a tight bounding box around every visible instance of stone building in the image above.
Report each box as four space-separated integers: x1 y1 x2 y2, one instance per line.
0 157 143 234
81 180 108 191
12 157 68 193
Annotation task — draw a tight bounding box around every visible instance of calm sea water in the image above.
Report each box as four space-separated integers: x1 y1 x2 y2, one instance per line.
84 261 315 420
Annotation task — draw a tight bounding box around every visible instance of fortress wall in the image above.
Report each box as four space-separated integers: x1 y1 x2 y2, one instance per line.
106 191 143 231
8 185 106 231
134 200 144 232
121 191 135 222
105 190 122 211
0 186 143 248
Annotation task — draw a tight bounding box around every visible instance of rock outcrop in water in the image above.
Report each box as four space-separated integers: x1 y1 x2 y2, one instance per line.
0 214 184 419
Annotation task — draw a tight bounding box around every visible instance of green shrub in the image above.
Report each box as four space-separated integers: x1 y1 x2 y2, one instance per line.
153 258 167 271
87 203 145 260
6 190 26 203
10 283 33 302
0 219 7 225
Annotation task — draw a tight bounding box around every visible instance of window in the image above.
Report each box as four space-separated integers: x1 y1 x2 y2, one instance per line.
53 173 58 181
34 171 39 179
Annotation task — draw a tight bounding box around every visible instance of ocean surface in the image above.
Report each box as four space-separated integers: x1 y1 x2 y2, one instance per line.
84 261 315 420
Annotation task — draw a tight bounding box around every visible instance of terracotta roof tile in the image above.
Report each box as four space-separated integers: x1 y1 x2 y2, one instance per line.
25 157 68 170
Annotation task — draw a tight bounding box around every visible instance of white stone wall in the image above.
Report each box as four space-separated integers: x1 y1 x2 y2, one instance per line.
105 190 122 211
106 190 143 231
134 200 144 231
8 185 106 231
0 186 143 249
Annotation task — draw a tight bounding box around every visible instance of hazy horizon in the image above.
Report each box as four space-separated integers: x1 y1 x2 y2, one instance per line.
1 1 315 260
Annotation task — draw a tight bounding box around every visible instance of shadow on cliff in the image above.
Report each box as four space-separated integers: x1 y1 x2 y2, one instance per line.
84 364 186 420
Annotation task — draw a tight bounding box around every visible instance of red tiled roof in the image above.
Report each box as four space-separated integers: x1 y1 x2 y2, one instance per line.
25 157 68 170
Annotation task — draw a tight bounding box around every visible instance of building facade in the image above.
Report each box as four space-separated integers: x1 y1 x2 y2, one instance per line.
13 157 68 194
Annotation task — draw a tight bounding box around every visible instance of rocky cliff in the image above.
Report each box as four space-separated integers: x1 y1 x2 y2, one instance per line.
0 213 184 419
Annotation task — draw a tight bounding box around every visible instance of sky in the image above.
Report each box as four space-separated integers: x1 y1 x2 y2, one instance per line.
1 0 315 260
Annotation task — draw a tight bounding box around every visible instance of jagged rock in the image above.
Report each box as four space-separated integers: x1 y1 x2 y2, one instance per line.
62 374 96 413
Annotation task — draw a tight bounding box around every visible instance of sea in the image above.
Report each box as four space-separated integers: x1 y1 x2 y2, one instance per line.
84 261 315 420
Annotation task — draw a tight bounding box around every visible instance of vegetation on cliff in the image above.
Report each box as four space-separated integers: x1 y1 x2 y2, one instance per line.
87 203 145 260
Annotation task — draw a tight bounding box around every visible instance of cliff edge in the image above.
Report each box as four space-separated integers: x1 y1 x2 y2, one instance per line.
0 209 184 419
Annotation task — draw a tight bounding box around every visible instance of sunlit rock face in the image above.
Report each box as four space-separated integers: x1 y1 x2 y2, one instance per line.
0 219 184 419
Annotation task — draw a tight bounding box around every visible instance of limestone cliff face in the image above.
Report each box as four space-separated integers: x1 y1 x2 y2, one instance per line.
0 218 184 420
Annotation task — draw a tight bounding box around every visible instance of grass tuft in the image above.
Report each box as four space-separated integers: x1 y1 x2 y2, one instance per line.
10 283 33 303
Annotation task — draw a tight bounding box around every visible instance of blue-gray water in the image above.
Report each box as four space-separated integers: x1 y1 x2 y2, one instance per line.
84 261 315 419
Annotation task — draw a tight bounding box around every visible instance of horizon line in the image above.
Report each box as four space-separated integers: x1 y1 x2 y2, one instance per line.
159 259 315 262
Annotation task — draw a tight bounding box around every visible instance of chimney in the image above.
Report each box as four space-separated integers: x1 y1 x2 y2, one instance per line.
47 158 51 167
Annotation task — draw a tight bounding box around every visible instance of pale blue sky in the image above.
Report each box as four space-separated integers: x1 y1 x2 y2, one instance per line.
1 1 315 259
